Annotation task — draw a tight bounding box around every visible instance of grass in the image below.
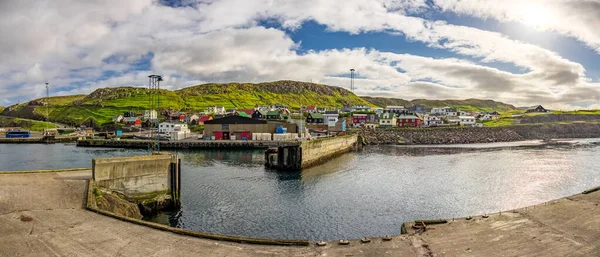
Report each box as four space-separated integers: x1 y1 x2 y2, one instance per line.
0 116 57 131
481 117 516 127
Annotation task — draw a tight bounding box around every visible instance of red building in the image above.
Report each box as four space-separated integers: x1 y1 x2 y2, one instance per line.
123 117 142 127
170 113 185 122
352 114 368 126
397 114 423 127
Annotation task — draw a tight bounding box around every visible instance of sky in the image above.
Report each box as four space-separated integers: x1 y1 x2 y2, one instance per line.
1 0 600 109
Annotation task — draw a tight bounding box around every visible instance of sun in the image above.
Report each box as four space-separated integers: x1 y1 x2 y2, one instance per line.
520 4 552 28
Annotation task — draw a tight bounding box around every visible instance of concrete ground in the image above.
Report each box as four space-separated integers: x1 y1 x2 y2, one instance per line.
0 170 599 257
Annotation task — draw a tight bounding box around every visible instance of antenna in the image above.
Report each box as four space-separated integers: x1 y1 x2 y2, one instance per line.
45 83 50 132
148 75 163 153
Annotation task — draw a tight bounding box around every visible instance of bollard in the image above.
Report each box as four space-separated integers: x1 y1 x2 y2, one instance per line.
338 240 350 245
361 238 371 243
382 236 392 241
316 241 327 247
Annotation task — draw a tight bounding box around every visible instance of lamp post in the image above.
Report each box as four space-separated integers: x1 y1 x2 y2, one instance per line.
350 69 355 92
45 82 50 133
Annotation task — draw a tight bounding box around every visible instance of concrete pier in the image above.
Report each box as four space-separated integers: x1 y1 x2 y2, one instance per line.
265 135 359 170
1 169 600 256
77 139 298 149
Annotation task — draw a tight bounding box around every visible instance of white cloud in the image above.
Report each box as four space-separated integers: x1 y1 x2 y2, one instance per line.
0 0 599 109
432 0 600 52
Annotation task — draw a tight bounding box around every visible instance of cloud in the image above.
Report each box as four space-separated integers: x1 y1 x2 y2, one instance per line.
432 0 600 52
0 0 598 109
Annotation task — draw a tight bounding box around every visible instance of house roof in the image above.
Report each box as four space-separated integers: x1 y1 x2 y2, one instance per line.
305 105 317 110
267 110 280 116
309 113 324 118
198 116 212 122
254 110 267 115
123 117 139 122
397 114 420 119
380 113 395 119
239 109 254 115
204 115 267 125
324 110 339 114
236 112 250 118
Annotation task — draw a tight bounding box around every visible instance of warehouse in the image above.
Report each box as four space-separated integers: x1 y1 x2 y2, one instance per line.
203 116 297 140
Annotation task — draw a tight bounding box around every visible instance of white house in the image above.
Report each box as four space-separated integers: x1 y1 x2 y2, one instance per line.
323 111 339 127
431 106 456 116
379 112 397 127
424 115 444 126
159 122 191 140
385 106 406 113
370 107 384 114
112 115 124 123
459 116 476 126
205 106 226 115
143 110 157 121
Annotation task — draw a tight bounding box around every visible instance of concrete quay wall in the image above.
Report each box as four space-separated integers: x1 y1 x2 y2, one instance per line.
77 139 298 150
300 135 357 169
92 154 178 198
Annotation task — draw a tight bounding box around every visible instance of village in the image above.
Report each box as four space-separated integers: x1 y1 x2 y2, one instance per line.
103 103 551 142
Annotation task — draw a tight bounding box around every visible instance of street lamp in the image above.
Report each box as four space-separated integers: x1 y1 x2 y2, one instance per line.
350 69 355 92
45 82 50 133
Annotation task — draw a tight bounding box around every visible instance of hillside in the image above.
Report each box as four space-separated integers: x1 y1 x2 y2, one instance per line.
1 81 371 127
362 97 517 112
176 80 371 110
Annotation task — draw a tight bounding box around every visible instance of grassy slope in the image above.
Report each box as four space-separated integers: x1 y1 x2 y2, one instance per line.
362 97 517 112
177 81 371 110
0 116 57 131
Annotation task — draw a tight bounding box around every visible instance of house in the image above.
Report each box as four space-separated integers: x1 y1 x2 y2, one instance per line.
236 109 254 116
367 113 379 123
407 105 426 114
306 113 324 124
158 122 191 140
305 105 317 113
431 106 456 116
197 115 213 125
143 110 157 120
459 116 476 126
203 116 296 140
316 107 327 113
370 107 384 114
184 114 199 123
331 120 347 133
397 113 423 127
364 123 378 129
526 105 549 113
352 105 371 112
385 106 406 113
123 117 142 127
252 110 267 119
323 110 339 127
205 106 226 115
112 115 124 123
266 110 282 120
479 112 501 121
235 111 251 118
274 103 287 109
123 111 136 118
353 114 368 127
424 115 444 126
379 112 396 127
169 113 185 122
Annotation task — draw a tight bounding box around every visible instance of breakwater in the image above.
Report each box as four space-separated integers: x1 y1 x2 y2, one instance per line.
360 123 600 145
0 136 78 144
77 139 298 149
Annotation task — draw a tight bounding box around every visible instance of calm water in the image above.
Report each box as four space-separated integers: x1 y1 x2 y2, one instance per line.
1 141 600 240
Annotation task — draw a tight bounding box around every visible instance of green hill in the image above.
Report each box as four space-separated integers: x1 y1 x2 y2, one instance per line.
1 81 371 127
1 80 519 128
362 97 517 112
176 80 371 110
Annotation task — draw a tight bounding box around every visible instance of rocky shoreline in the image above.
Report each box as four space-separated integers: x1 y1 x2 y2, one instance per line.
358 123 600 145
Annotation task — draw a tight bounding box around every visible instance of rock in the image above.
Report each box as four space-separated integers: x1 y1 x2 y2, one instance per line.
96 191 143 219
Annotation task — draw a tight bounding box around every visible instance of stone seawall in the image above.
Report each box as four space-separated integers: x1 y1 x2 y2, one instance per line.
360 123 600 145
300 135 358 169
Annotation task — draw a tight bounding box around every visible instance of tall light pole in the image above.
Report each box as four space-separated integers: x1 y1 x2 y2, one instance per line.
149 75 163 153
45 82 50 132
350 69 355 92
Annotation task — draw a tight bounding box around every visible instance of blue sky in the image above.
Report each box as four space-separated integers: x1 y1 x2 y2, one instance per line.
1 0 600 109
